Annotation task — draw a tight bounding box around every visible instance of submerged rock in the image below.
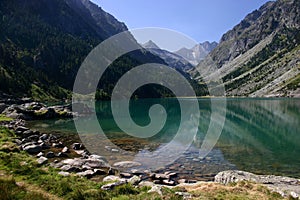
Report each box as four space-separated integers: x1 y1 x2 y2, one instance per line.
113 161 141 168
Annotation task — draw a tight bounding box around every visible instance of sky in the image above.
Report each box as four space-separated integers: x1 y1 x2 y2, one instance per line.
91 0 271 44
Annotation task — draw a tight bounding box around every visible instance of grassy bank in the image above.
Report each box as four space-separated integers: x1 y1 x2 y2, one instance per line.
0 125 287 200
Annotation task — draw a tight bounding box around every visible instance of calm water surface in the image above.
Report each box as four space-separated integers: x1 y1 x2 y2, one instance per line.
28 98 300 179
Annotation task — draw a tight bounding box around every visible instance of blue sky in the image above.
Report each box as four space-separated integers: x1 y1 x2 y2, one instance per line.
91 0 270 43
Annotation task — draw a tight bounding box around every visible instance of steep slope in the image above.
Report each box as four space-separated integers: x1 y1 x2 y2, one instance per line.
191 0 300 97
175 41 218 66
0 0 167 100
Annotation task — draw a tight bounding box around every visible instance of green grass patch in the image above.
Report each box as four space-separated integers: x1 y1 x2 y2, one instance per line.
0 114 13 122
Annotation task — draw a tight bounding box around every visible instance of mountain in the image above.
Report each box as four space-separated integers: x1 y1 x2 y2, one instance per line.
175 41 218 66
142 40 194 72
0 0 168 101
191 0 300 97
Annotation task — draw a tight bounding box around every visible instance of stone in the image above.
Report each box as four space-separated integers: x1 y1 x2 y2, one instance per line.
128 175 141 185
23 130 34 137
58 171 70 177
62 147 69 153
103 175 121 182
85 158 110 168
72 143 83 150
23 145 42 154
138 181 155 188
37 156 48 165
62 158 85 167
215 170 300 198
113 161 141 168
40 142 50 149
36 152 44 157
94 169 106 175
162 179 175 186
101 180 127 191
46 151 55 158
77 170 95 178
120 172 133 178
290 191 299 199
111 149 119 153
39 134 48 141
148 185 163 196
89 154 107 162
52 142 64 148
108 168 117 175
60 165 81 172
15 126 29 132
27 135 39 141
56 152 68 158
175 192 192 199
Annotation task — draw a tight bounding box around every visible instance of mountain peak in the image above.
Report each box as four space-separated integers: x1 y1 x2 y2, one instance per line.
142 40 160 49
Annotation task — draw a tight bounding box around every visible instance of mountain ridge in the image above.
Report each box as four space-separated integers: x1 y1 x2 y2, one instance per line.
191 0 300 97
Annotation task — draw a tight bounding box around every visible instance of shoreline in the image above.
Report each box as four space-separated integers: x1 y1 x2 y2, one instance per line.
0 101 300 199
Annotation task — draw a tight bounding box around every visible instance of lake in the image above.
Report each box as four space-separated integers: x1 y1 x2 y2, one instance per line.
28 98 300 180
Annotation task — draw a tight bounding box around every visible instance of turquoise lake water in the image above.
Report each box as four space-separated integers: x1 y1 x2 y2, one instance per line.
29 98 300 179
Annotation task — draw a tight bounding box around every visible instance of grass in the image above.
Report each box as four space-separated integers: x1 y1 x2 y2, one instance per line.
0 126 288 199
0 114 13 122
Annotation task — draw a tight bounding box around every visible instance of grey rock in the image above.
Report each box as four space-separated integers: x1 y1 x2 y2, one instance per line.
39 134 48 141
89 154 107 162
85 158 109 168
103 175 121 182
162 179 175 186
175 192 192 199
138 181 155 188
128 175 141 185
23 130 34 137
215 170 300 198
52 142 64 148
58 171 70 177
101 180 127 191
148 185 163 196
72 143 83 150
40 142 50 149
61 147 69 153
37 156 48 165
93 169 106 175
15 126 29 132
46 151 55 158
120 172 133 178
36 152 44 157
27 135 39 141
77 170 95 178
24 144 42 154
56 152 68 158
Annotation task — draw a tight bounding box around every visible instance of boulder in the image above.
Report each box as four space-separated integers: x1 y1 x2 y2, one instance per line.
85 158 110 168
46 151 55 158
148 185 163 196
58 171 70 177
77 170 95 178
103 175 122 182
37 156 48 165
23 144 42 154
215 170 300 198
128 175 141 185
101 180 127 191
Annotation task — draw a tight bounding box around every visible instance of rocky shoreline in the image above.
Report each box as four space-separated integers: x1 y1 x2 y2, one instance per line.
0 101 299 199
